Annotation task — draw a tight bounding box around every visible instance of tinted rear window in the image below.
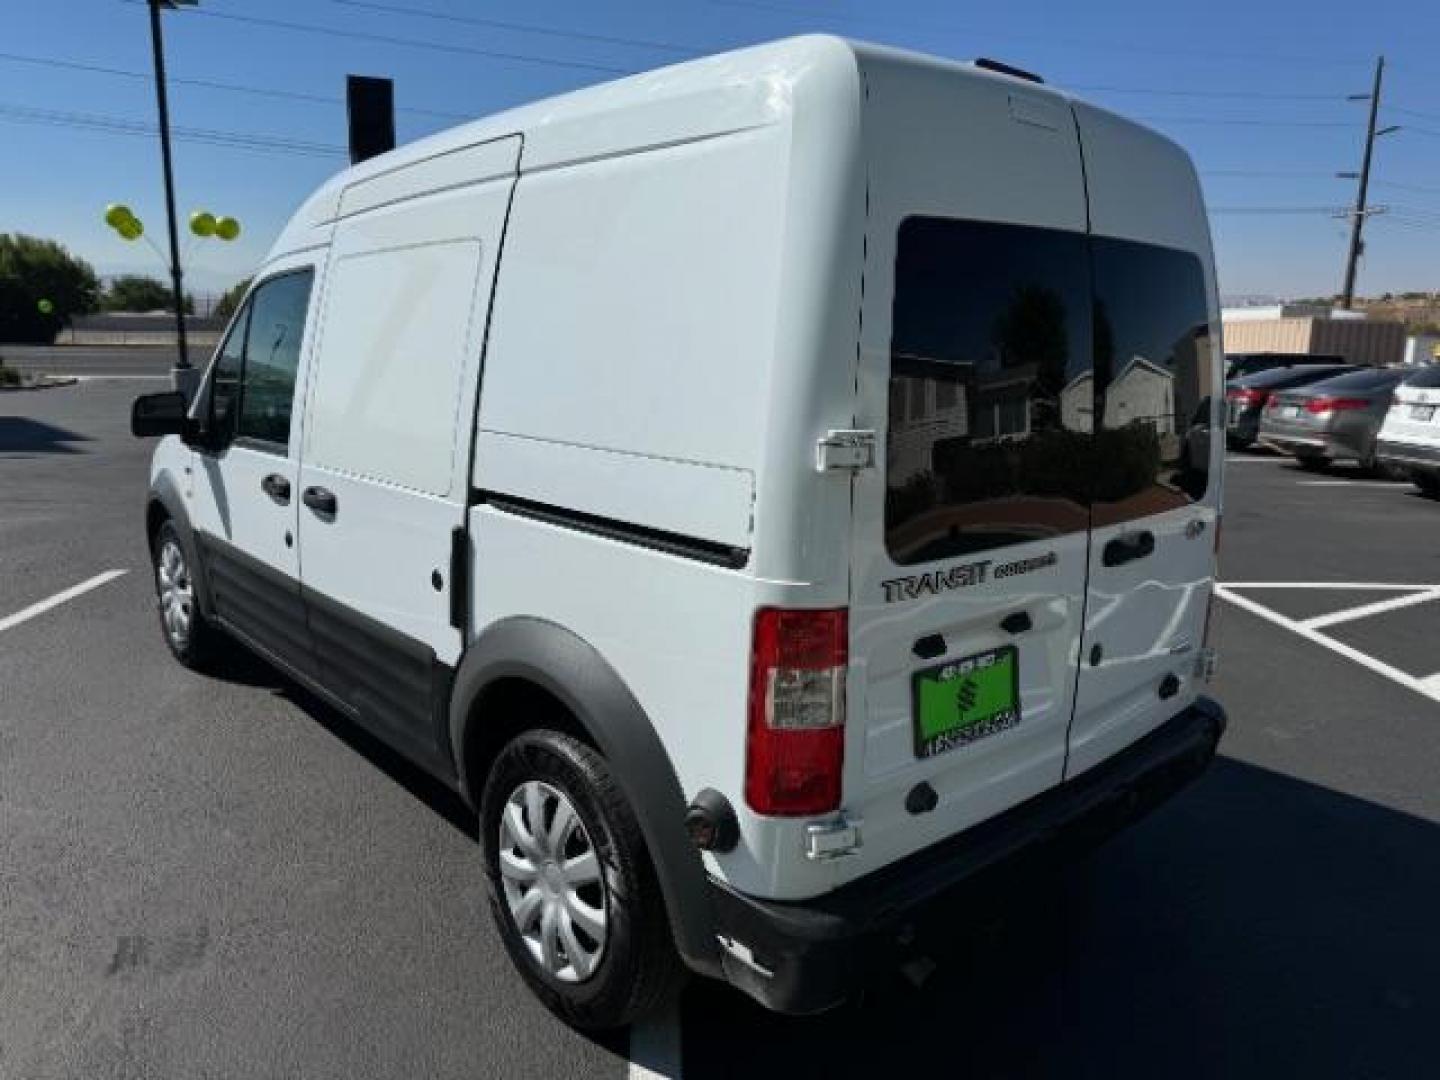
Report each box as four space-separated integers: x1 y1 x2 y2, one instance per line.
1404 365 1440 389
885 217 1214 565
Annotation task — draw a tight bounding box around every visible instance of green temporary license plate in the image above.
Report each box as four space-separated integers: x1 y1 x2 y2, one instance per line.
913 646 1021 759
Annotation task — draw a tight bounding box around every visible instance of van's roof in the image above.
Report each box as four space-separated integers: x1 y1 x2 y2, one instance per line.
268 34 1152 261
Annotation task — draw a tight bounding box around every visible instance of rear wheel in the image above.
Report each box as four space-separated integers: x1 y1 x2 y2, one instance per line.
153 520 220 669
479 729 684 1030
1295 453 1328 472
1414 472 1440 498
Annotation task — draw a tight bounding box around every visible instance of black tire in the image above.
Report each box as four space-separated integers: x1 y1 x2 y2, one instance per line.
479 729 684 1031
1295 453 1329 472
1414 472 1440 499
152 519 220 670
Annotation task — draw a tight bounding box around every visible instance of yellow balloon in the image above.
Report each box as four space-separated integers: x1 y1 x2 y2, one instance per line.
189 211 216 238
118 218 144 241
213 216 240 242
104 203 135 229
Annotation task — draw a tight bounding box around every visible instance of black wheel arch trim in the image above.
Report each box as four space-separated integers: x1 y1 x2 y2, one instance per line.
449 616 722 976
147 471 215 617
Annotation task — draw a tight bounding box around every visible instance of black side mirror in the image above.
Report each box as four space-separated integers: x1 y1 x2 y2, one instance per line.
131 391 193 439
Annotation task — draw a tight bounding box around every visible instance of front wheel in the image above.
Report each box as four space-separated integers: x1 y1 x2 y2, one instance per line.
1414 472 1440 499
480 730 684 1030
153 520 219 669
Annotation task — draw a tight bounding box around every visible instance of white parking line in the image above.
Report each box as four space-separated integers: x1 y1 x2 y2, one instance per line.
1219 582 1428 590
1296 479 1404 487
628 1006 682 1079
1216 585 1440 707
0 570 129 635
1302 589 1440 630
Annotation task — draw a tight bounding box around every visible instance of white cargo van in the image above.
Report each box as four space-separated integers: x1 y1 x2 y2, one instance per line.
132 36 1227 1028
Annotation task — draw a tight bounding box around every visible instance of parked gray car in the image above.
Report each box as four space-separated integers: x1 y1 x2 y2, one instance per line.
1224 363 1356 450
1258 366 1409 471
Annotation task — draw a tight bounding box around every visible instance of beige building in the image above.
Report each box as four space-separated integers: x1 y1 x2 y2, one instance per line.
1222 304 1405 367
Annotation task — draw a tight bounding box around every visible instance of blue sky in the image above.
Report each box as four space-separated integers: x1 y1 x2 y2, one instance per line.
2 0 1438 299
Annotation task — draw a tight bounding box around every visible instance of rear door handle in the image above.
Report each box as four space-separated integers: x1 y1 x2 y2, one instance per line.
260 473 291 505
1102 530 1156 567
302 486 337 516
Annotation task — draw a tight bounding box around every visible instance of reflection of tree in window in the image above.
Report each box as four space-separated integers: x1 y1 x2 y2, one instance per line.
993 285 1068 402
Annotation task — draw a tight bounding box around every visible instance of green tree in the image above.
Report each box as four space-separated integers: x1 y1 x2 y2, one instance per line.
103 274 193 314
213 276 252 323
0 233 100 343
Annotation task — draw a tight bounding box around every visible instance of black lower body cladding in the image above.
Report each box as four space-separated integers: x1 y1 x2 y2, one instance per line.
708 698 1227 1014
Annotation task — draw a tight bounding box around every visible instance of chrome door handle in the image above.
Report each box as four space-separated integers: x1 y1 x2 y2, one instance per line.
260 473 291 505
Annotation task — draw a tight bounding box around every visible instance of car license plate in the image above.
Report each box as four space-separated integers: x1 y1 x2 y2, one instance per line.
913 645 1021 759
1280 405 1300 418
1409 404 1436 421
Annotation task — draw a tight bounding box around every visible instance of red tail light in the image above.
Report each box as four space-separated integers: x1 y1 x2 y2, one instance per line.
1305 396 1368 414
1226 388 1266 407
745 608 847 816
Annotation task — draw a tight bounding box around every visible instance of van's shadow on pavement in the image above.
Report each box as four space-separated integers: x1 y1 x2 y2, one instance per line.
0 416 92 454
681 758 1439 1080
204 643 1438 1077
208 646 478 840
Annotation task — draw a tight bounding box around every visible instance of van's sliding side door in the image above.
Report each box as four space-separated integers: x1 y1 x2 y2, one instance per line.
1066 105 1222 777
294 136 520 771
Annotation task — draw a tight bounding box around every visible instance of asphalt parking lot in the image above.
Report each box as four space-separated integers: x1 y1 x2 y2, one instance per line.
3 360 1438 1079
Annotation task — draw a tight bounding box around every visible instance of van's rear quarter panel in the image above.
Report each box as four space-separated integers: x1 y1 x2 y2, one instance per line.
474 127 786 524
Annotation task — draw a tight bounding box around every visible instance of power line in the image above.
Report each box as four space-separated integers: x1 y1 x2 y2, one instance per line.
1201 168 1343 178
1208 206 1347 214
1133 116 1358 128
0 50 470 120
1375 179 1440 196
703 0 1374 66
309 0 703 57
1070 84 1344 101
1387 104 1440 123
0 101 347 158
121 1 633 76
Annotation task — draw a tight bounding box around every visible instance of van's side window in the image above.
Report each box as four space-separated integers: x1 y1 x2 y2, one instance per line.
1089 238 1212 521
209 302 252 443
234 270 315 450
885 217 1093 565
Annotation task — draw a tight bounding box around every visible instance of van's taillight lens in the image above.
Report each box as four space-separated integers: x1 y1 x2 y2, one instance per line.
1305 396 1368 414
745 608 847 817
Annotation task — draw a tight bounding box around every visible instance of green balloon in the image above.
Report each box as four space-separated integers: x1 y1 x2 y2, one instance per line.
37 298 54 314
118 218 143 241
104 203 135 229
189 210 216 238
213 216 240 242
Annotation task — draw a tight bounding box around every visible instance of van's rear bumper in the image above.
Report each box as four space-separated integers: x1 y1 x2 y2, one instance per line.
708 696 1227 1014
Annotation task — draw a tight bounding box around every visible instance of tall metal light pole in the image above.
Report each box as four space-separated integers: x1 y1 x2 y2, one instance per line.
146 0 198 396
1340 56 1399 310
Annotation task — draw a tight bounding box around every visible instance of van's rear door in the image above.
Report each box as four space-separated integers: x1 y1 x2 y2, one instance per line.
1066 103 1221 776
840 55 1095 883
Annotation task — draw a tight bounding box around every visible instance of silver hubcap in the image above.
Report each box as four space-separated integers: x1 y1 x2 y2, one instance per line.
498 781 607 983
156 539 193 648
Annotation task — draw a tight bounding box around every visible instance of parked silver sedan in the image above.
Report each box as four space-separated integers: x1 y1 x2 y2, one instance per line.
1258 366 1410 471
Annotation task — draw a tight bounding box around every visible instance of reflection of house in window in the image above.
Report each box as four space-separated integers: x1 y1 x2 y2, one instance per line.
1062 356 1178 436
887 351 1038 484
1105 355 1176 434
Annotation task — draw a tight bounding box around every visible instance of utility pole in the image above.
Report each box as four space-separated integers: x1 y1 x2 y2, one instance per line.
1340 55 1396 310
146 0 197 396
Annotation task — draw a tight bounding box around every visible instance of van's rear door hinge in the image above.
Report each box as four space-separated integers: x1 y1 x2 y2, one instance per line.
816 429 876 472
